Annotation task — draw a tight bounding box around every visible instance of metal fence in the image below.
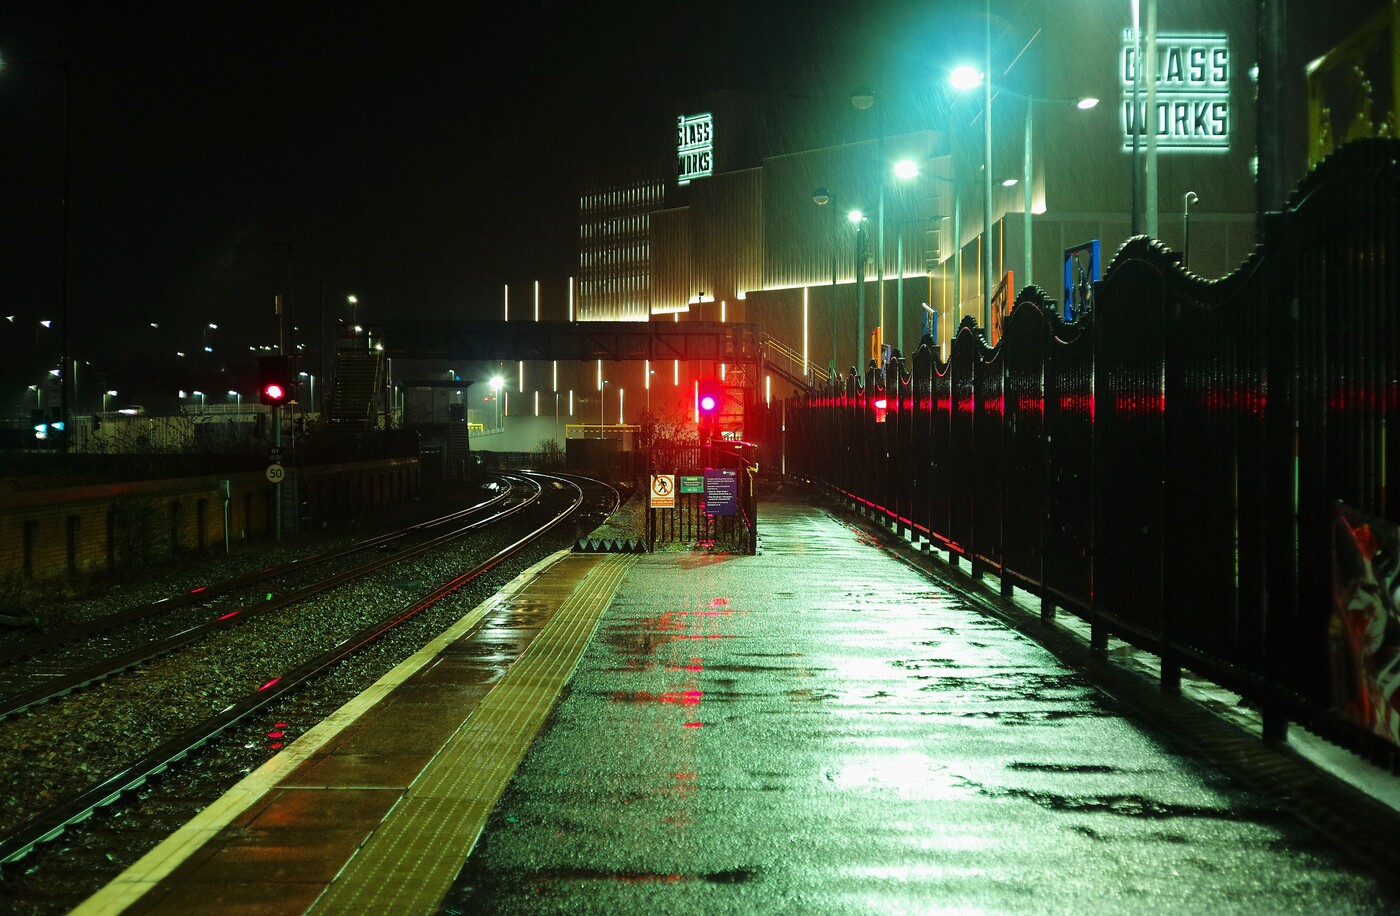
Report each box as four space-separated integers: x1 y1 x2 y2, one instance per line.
646 442 758 554
776 139 1400 768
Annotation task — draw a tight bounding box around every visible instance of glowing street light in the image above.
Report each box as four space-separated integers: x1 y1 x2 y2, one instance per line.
599 379 609 439
489 375 503 430
949 53 992 332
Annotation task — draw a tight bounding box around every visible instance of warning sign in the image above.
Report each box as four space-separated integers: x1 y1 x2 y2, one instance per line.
649 474 676 509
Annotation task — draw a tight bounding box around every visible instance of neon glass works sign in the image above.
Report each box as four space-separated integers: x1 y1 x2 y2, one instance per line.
1121 33 1230 151
677 113 714 185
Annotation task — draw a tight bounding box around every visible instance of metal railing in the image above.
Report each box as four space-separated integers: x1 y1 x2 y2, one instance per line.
776 139 1400 769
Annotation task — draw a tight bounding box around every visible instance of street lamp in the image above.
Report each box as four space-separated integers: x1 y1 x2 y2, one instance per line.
299 371 315 413
193 390 205 414
849 209 870 369
851 87 886 359
599 379 609 439
1007 92 1098 292
203 322 218 353
347 295 358 333
812 187 840 378
893 158 958 353
102 389 117 414
228 389 241 417
950 52 993 333
1183 191 1199 267
489 375 504 431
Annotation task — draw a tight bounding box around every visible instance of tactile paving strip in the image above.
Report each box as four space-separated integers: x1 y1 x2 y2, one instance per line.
309 551 634 913
75 550 633 916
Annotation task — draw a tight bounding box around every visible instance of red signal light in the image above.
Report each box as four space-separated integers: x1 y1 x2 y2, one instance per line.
258 355 292 406
697 379 722 416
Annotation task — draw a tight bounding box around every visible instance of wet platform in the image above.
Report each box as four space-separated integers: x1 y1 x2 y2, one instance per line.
78 488 1400 914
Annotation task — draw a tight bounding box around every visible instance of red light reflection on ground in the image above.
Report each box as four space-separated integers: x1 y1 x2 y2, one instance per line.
218 611 240 621
682 721 703 728
608 690 703 706
257 677 281 692
190 586 206 594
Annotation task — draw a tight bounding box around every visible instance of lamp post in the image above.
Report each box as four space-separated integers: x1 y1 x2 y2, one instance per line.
894 157 959 353
599 379 609 439
103 389 117 414
1014 94 1098 290
1183 191 1199 267
812 188 840 377
193 390 205 415
299 372 315 414
851 87 886 357
950 56 993 333
490 375 503 431
850 210 870 370
229 389 241 418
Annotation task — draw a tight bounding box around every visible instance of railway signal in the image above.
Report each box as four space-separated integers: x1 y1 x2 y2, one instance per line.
259 355 292 406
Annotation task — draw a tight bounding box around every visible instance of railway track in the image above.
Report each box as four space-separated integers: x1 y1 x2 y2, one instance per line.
0 474 529 720
0 471 613 867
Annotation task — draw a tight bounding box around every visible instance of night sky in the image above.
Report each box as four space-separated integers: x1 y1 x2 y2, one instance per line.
3 1 1380 410
3 0 961 405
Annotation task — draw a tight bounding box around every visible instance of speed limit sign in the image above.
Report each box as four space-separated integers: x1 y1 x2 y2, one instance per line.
265 463 285 483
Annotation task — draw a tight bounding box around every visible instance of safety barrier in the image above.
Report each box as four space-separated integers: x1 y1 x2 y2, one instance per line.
776 139 1400 769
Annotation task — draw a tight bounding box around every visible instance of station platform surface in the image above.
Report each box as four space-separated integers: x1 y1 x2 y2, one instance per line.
77 487 1400 914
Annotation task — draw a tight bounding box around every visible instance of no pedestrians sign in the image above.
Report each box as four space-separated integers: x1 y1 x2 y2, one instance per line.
649 474 676 509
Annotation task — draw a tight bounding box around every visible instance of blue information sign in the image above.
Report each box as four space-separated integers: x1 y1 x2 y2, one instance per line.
703 469 739 516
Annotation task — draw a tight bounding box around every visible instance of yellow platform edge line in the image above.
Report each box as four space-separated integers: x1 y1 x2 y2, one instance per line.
309 552 635 915
72 548 581 916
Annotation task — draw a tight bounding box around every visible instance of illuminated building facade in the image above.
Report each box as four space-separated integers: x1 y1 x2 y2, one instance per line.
575 1 1381 379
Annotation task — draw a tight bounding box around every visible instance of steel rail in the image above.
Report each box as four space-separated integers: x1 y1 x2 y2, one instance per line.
0 473 588 865
0 476 540 721
0 476 514 667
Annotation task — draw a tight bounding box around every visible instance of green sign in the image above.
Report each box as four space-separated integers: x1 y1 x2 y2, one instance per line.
679 475 705 494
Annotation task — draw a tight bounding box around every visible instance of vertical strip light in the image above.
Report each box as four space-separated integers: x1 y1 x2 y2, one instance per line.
534 280 540 321
569 389 574 416
720 300 726 323
519 360 524 393
568 276 575 322
644 359 651 390
619 388 624 425
503 284 509 321
766 374 771 406
802 287 809 376
504 390 509 417
552 360 558 392
534 390 539 416
720 363 727 381
673 360 679 385
597 359 603 390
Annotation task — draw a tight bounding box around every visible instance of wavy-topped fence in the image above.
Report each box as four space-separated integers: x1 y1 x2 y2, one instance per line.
763 138 1400 766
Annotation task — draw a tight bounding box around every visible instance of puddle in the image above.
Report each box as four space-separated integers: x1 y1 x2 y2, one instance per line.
1006 761 1119 774
989 787 1238 820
